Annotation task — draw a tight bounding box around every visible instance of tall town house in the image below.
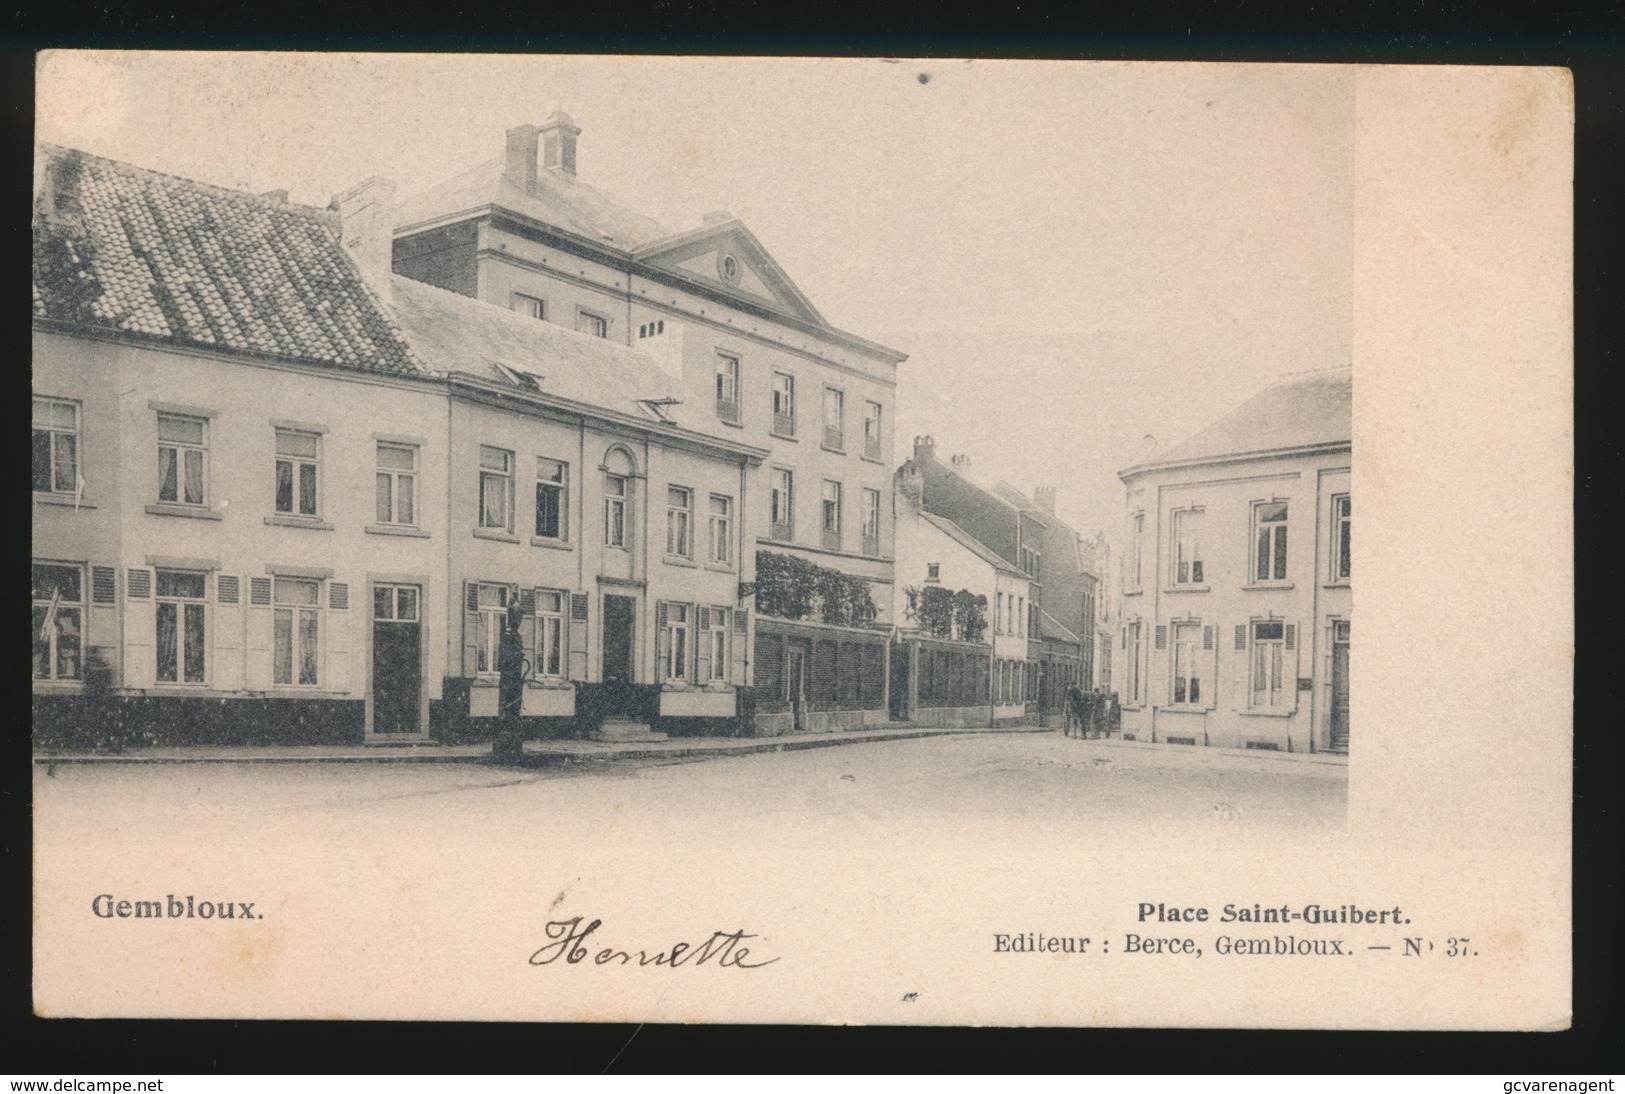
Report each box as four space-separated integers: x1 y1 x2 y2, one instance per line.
31 145 769 747
1117 368 1351 753
390 116 908 732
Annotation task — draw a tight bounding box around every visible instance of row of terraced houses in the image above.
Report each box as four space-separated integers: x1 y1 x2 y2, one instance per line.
32 114 1347 753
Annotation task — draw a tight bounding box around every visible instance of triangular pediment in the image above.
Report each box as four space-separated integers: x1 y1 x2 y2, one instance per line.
633 221 826 328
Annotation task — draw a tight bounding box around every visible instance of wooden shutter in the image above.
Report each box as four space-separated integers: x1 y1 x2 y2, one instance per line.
246 577 273 690
1286 622 1301 713
1154 625 1167 650
568 593 589 680
1235 624 1248 651
695 607 712 683
730 609 750 686
87 564 118 652
520 589 537 679
463 582 480 677
655 601 670 676
123 567 155 688
326 582 351 692
1204 625 1219 710
213 574 244 691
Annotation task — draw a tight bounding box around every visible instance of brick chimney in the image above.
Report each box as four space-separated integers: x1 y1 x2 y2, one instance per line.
895 460 925 512
504 124 539 191
913 435 937 463
1033 486 1057 513
331 176 397 294
539 111 581 176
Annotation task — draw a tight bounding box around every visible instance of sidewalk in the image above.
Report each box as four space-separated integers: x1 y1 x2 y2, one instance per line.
31 722 1050 766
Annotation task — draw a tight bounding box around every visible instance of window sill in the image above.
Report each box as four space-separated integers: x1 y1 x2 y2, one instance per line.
264 514 335 531
530 535 573 551
1238 707 1296 719
1244 581 1294 591
32 678 85 692
663 556 698 569
33 492 97 510
860 453 885 465
145 503 222 521
1123 587 1143 597
1163 584 1209 594
767 530 795 544
472 528 520 544
770 431 798 443
366 523 431 539
821 443 847 456
1323 580 1350 589
716 417 744 430
704 561 736 574
1162 704 1209 713
526 678 573 690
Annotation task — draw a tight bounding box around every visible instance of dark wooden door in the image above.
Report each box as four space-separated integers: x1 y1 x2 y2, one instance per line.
1330 621 1350 751
372 584 422 734
889 642 911 721
602 594 636 686
786 645 807 731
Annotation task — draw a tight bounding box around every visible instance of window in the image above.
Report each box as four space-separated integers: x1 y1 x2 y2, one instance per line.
32 397 79 495
708 494 732 564
274 429 320 517
1333 494 1351 580
822 387 845 450
157 413 207 506
863 400 882 460
376 443 417 526
155 570 207 684
1016 596 1025 637
1171 622 1203 705
666 486 693 558
1124 621 1142 704
1129 511 1144 589
478 446 514 531
715 353 740 423
1250 620 1287 709
472 583 510 677
511 293 545 320
1029 601 1039 638
862 488 881 555
770 468 793 540
772 372 796 435
535 458 568 540
663 603 691 681
535 589 565 678
1253 501 1289 582
373 584 419 622
995 592 1004 633
32 562 83 681
1020 546 1040 578
821 480 842 548
272 576 321 687
1171 508 1205 586
604 473 628 547
706 608 729 682
578 311 608 339
638 320 667 339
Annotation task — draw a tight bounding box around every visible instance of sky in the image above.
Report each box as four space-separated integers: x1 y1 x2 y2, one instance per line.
35 53 1355 540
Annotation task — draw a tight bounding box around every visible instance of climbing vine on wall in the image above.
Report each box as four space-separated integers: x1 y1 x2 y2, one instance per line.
754 551 878 627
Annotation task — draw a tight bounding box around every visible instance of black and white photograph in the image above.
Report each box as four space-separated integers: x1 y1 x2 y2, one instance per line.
30 54 1570 1028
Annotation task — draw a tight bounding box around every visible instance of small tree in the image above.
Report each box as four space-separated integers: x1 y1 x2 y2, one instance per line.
952 590 989 643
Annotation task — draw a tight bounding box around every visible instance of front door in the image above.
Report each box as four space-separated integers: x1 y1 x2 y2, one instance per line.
786 645 807 731
602 594 637 714
371 583 423 735
1330 620 1350 752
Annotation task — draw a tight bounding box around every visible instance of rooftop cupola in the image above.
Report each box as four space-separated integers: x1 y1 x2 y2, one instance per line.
539 110 581 176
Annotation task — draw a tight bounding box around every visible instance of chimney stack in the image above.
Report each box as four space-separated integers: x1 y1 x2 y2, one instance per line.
913 435 937 463
504 124 539 191
539 111 581 176
895 460 925 511
331 176 397 294
1033 486 1057 513
703 210 733 226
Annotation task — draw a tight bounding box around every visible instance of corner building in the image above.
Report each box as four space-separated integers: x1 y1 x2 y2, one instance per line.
391 115 908 733
1116 369 1351 754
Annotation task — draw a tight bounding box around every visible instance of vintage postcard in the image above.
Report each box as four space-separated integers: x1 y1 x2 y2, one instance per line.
31 55 1571 1028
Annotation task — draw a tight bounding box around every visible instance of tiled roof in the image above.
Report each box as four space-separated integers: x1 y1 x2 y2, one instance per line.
387 276 762 451
393 155 672 251
32 145 422 376
1134 367 1352 472
920 511 1026 578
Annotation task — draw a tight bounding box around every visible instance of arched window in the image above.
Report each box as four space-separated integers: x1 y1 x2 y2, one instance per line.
603 446 638 549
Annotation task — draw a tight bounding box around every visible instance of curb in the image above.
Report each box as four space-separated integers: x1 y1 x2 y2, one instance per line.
32 725 1051 767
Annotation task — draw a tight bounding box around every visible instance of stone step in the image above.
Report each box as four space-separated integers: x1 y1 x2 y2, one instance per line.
592 718 669 743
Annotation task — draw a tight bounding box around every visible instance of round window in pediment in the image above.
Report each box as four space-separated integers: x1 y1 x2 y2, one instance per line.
718 252 741 284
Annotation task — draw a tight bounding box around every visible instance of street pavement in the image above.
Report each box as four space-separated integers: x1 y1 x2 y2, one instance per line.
34 730 1346 832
